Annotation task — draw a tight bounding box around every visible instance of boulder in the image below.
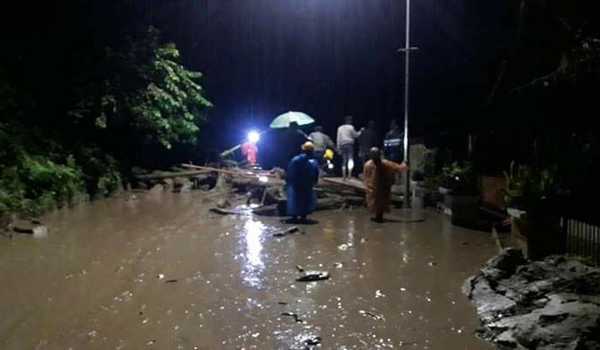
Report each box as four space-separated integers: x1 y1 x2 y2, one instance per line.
172 177 193 193
465 249 600 349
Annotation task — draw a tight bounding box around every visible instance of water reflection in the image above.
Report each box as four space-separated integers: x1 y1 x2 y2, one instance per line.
241 219 266 288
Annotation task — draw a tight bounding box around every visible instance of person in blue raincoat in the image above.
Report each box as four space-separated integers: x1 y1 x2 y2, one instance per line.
286 142 319 223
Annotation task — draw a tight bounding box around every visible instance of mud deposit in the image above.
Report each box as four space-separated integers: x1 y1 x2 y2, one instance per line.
465 249 600 350
1 190 495 349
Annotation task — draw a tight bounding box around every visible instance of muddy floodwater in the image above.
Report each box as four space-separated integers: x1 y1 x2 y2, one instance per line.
0 190 496 349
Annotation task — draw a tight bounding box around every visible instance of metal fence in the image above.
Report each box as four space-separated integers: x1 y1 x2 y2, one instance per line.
563 218 600 266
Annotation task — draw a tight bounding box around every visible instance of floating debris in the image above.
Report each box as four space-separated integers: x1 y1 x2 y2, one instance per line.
273 226 300 237
338 243 352 251
303 335 322 347
281 312 303 323
165 279 178 283
358 310 385 321
157 274 165 280
375 290 386 298
296 271 330 282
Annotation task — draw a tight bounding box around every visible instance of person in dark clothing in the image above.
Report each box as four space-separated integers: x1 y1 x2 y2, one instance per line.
358 120 377 171
384 119 404 162
279 122 309 168
286 142 319 223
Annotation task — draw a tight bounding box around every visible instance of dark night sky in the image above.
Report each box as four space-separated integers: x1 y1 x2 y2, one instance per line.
145 0 512 155
3 0 516 167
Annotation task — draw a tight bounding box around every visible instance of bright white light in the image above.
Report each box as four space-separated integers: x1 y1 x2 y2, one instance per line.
327 161 334 170
258 176 269 183
248 130 260 144
242 219 265 288
348 159 355 173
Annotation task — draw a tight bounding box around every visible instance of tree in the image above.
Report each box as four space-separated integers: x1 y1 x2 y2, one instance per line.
69 28 212 152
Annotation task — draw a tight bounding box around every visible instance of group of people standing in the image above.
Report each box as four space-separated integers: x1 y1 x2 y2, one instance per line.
307 115 405 179
286 116 409 223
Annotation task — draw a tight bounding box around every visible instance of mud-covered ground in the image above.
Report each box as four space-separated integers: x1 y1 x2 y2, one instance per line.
0 190 496 349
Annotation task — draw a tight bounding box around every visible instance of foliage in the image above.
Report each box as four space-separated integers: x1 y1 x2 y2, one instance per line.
0 121 123 217
420 149 443 193
131 41 212 148
75 147 122 197
503 161 560 210
0 5 211 217
440 162 479 196
515 33 600 91
0 152 86 216
70 28 212 151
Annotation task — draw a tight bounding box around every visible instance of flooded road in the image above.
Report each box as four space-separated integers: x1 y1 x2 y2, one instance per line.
0 191 496 349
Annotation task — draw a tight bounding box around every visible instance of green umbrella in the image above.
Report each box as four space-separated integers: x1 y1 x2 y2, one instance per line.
269 111 315 129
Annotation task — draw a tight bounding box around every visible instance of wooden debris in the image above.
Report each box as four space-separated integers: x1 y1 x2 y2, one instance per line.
273 226 301 237
134 170 212 181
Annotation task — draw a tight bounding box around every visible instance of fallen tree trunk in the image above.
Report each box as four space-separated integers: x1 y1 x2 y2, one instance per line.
134 170 212 181
183 164 285 188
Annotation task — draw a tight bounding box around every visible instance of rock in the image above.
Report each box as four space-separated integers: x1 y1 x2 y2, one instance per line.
172 177 193 193
465 251 600 349
270 167 285 179
216 198 231 209
0 214 12 230
161 178 174 190
487 248 527 275
132 181 149 190
212 173 233 192
262 187 284 205
149 184 164 193
192 174 216 190
11 219 48 238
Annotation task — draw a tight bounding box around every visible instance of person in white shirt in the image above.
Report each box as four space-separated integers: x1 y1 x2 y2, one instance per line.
336 115 363 179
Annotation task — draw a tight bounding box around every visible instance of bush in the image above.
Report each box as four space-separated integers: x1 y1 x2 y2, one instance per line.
441 162 479 196
75 147 122 197
0 152 86 216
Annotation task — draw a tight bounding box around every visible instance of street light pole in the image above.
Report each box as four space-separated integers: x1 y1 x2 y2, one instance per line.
403 0 411 207
394 2 424 223
398 0 418 208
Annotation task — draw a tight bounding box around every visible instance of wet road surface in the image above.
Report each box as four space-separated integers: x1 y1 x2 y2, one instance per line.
0 191 496 349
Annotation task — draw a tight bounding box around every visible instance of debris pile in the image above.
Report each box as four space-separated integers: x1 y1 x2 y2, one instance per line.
464 248 600 349
131 163 371 217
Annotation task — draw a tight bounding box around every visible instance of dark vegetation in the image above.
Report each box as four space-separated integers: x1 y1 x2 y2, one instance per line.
435 1 600 206
0 1 211 216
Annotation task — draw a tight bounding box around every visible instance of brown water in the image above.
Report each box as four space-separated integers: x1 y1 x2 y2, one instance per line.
0 190 496 349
